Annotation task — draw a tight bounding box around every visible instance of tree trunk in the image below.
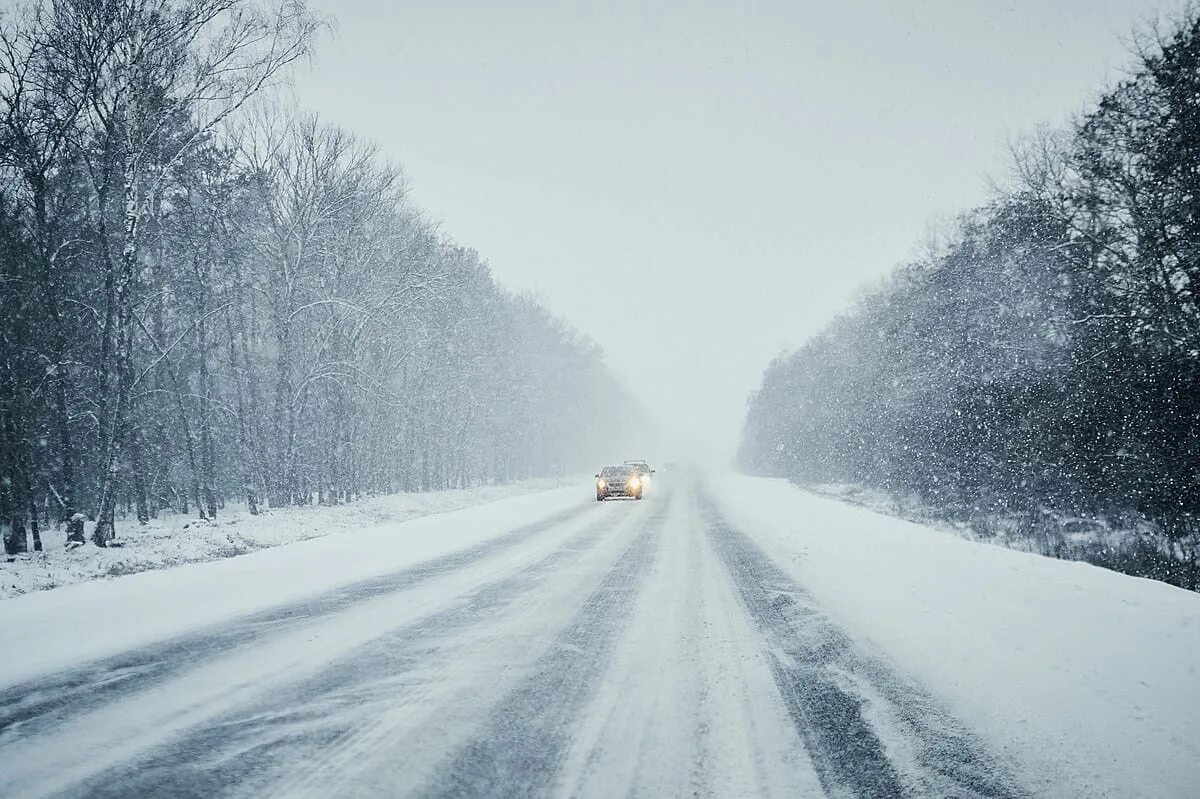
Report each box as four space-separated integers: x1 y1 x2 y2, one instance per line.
23 462 41 552
92 163 142 547
5 516 28 556
55 373 76 523
128 425 150 524
225 309 260 515
271 318 295 507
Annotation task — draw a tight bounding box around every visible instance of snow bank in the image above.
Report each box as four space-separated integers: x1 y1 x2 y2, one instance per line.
806 482 1179 586
710 474 1200 799
0 478 578 600
0 482 589 687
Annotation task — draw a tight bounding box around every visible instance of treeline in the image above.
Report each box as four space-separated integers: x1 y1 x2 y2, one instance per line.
738 12 1200 589
0 0 636 552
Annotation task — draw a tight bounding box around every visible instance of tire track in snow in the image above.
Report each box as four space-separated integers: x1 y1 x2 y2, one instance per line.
415 497 669 799
552 484 826 799
51 502 643 799
0 503 588 746
699 494 1028 799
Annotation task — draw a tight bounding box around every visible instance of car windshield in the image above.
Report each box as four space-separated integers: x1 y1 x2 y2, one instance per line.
601 466 633 478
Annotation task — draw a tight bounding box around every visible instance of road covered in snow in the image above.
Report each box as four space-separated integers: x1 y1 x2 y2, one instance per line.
1 471 1197 798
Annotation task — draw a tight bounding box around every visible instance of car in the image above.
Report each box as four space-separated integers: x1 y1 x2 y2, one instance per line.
623 459 655 486
595 465 644 500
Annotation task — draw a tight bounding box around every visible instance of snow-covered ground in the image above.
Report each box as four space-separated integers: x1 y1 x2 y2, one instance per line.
710 474 1200 799
1 471 1196 797
807 481 1165 576
0 482 591 686
0 477 580 600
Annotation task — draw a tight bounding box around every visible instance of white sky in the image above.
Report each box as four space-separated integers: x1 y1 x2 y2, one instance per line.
293 0 1171 462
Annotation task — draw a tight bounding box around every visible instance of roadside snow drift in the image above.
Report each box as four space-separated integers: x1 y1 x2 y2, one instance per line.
709 474 1200 799
0 478 578 600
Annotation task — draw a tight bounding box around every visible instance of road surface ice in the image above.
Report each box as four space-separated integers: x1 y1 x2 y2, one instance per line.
1 472 1196 797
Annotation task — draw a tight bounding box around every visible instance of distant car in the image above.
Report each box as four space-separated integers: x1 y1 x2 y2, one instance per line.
623 459 654 480
596 465 644 500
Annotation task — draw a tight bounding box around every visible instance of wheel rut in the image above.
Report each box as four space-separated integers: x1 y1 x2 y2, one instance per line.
699 493 1028 799
416 500 669 799
0 504 588 746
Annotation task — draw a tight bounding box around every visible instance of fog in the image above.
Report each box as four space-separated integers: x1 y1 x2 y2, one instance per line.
293 0 1167 463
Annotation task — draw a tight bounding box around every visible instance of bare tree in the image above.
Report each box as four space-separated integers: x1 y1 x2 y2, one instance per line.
60 0 317 544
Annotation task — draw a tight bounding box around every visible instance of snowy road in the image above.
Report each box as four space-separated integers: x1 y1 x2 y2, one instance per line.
1 473 1197 797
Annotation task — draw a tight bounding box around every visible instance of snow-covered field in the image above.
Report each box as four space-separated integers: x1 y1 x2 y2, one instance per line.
0 477 580 600
1 471 1196 797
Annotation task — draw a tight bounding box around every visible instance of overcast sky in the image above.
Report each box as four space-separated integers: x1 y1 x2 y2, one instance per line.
293 0 1170 462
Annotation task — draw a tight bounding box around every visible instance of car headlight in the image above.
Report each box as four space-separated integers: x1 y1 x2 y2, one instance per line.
597 479 606 489
628 476 641 488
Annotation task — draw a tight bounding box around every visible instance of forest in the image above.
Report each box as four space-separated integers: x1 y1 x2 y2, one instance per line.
738 12 1200 589
0 0 638 552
